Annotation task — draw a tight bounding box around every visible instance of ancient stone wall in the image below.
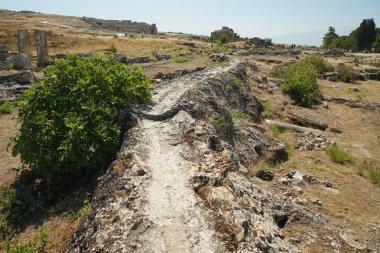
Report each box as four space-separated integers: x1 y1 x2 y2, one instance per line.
211 26 240 41
82 17 157 34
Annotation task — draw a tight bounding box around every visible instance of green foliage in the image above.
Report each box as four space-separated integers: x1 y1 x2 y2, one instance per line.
0 185 33 223
322 19 377 51
357 18 377 50
217 34 229 46
230 76 243 88
69 198 90 220
11 55 151 184
358 161 380 184
373 34 380 52
5 225 48 253
299 56 334 74
230 110 247 122
281 62 320 107
0 102 13 114
323 26 339 48
326 144 353 163
214 117 227 131
109 44 118 53
269 63 292 79
171 56 188 63
336 63 357 83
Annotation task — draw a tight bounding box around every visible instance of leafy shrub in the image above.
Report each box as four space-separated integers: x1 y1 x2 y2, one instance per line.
300 56 334 73
0 102 13 114
230 110 247 122
336 63 357 83
269 63 293 79
171 56 188 63
109 44 117 53
281 62 320 107
218 34 229 46
4 186 34 223
11 55 151 184
5 225 48 253
327 144 353 163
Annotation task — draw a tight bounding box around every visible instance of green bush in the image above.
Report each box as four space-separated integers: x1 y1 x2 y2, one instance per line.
327 144 353 163
336 63 357 83
269 63 292 79
281 62 320 107
300 56 334 73
171 56 188 63
218 34 229 46
5 225 47 253
109 44 118 53
0 102 13 114
11 55 151 184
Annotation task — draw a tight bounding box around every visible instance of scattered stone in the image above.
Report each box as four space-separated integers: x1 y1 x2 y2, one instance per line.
288 112 328 131
323 72 338 82
35 30 50 67
182 42 197 48
50 53 68 60
209 53 228 62
125 56 151 64
155 54 171 61
278 177 291 185
349 87 360 92
339 231 367 250
10 53 32 70
296 132 334 151
330 124 343 134
323 181 333 188
304 175 319 185
208 135 223 151
0 60 10 71
255 169 275 181
312 198 322 205
284 186 303 197
0 70 35 84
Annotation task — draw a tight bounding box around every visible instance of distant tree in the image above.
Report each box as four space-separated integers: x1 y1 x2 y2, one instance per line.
356 18 376 51
373 34 380 52
323 26 339 48
218 34 229 45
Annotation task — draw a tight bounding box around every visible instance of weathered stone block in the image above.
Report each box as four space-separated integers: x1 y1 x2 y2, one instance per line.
34 30 49 67
17 29 30 56
10 53 31 70
0 60 10 71
0 45 8 61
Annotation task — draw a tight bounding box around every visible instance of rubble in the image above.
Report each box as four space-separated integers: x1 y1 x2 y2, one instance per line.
295 132 334 151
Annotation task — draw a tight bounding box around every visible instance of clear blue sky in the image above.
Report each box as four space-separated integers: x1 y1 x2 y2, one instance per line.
2 0 380 46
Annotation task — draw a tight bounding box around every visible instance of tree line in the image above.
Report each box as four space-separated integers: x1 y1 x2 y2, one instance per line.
323 18 380 52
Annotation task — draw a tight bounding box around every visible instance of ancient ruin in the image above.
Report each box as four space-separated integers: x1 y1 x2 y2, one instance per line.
34 30 49 67
211 26 240 41
82 17 158 34
17 29 30 57
0 45 10 70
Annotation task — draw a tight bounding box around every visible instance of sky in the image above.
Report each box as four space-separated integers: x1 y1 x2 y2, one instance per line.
1 0 380 46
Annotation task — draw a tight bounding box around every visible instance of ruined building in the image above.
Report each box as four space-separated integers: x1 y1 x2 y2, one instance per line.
211 26 240 41
82 17 158 34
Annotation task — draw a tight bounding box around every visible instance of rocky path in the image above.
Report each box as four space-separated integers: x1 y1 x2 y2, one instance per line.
65 60 322 253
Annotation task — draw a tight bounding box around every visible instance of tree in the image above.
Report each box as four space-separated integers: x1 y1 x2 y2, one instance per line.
356 18 376 51
323 26 339 48
11 55 151 183
373 34 380 52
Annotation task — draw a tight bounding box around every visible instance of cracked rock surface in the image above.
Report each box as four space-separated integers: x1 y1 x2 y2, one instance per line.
64 61 326 253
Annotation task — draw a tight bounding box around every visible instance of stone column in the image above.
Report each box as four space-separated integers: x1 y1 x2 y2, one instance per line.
17 29 30 56
34 30 49 67
0 45 10 70
0 45 8 61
